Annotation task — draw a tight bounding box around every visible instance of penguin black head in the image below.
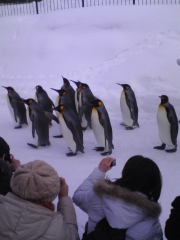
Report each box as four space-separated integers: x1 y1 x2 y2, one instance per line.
22 98 35 106
89 99 103 108
36 85 43 92
117 84 131 91
82 83 89 90
159 95 169 104
62 76 70 86
2 86 15 93
70 80 82 88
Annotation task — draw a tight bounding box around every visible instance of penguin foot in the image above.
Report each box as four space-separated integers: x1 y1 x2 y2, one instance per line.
101 151 112 156
120 122 127 126
93 147 105 151
154 143 166 150
125 126 134 130
27 143 37 148
66 152 77 157
53 135 63 138
15 125 22 129
165 148 177 153
40 143 46 147
82 127 87 131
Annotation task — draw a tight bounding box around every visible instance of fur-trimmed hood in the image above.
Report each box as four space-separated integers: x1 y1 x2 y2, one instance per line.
94 179 161 218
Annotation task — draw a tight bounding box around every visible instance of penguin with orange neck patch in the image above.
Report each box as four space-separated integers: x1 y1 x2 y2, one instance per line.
22 99 50 148
2 86 27 129
154 95 178 152
90 98 114 156
53 104 84 156
117 83 139 130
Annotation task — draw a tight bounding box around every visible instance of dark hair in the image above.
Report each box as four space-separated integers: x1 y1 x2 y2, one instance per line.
113 155 162 202
0 137 10 158
0 158 12 195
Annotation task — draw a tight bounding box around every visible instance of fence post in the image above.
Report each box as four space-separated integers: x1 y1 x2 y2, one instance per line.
35 0 39 14
82 0 84 7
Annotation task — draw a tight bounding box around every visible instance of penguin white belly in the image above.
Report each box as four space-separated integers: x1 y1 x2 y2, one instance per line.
26 108 38 146
75 91 79 113
55 97 62 135
59 114 76 153
81 114 87 128
6 95 19 125
91 108 105 147
157 106 174 146
26 107 32 126
34 93 38 102
120 92 133 127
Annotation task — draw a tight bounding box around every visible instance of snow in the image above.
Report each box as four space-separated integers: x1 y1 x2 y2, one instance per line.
0 5 180 239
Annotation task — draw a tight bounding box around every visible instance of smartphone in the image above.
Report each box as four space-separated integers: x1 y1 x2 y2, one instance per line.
110 158 116 167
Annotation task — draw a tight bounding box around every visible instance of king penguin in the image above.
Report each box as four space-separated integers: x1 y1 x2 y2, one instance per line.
90 98 114 155
35 85 55 125
51 88 76 138
79 83 96 130
117 83 139 130
70 80 82 113
2 86 28 129
22 99 50 148
53 104 84 156
61 76 75 106
154 95 178 152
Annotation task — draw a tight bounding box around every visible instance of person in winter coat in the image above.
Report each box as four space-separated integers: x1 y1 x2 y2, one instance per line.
164 195 180 240
73 155 163 240
0 159 79 240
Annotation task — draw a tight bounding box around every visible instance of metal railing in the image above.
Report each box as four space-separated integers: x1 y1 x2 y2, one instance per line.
0 0 179 17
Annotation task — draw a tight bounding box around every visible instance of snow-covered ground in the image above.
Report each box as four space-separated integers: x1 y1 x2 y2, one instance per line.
0 5 180 239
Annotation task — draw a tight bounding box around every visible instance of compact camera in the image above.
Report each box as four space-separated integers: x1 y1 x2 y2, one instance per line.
110 158 116 167
4 153 12 163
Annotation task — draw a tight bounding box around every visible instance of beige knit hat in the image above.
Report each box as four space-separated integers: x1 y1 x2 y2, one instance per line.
10 160 60 202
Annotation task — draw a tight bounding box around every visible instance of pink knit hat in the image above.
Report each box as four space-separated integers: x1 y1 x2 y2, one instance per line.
11 160 60 201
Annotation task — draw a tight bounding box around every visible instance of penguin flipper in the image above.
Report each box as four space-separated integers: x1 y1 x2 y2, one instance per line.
166 105 179 145
31 115 36 138
44 111 59 124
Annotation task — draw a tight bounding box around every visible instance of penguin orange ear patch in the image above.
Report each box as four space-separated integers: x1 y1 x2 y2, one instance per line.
98 101 103 107
62 91 66 96
60 106 64 111
36 86 39 90
83 86 86 89
8 89 12 93
126 86 129 90
29 100 33 104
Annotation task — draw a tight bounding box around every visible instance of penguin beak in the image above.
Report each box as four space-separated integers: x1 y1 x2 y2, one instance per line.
116 83 122 87
51 88 59 93
2 86 7 89
20 98 26 103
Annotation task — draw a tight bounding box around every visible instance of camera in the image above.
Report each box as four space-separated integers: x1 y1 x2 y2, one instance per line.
4 153 12 163
110 158 116 167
